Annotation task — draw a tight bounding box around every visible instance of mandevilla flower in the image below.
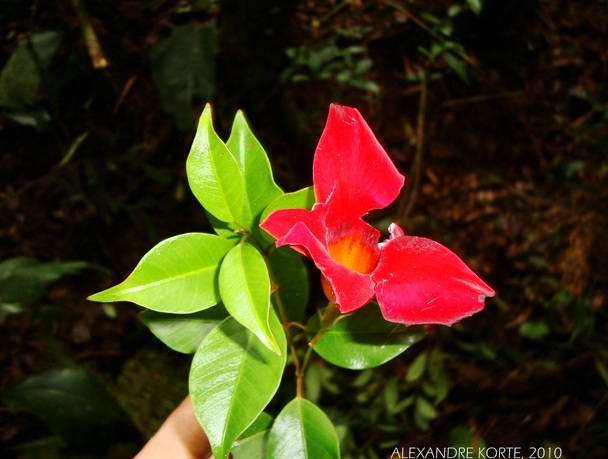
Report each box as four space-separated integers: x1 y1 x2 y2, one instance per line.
261 104 495 326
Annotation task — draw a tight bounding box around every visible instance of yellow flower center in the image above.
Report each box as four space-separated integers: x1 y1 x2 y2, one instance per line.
328 233 378 274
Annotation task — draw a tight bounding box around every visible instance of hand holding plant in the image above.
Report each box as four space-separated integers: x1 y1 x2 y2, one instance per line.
90 104 494 458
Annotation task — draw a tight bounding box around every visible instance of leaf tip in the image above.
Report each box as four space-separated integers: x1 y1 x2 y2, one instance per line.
86 290 109 303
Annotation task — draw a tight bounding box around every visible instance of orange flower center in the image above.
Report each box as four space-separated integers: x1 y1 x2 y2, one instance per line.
327 233 378 274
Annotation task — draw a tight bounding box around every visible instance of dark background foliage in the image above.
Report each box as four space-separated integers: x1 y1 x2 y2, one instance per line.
1 0 607 458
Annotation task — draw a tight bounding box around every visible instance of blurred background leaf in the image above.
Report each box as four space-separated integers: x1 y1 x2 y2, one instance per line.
0 31 62 110
150 22 216 131
0 257 90 321
2 367 138 454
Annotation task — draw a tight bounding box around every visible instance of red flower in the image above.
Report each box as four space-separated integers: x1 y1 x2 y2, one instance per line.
261 104 495 326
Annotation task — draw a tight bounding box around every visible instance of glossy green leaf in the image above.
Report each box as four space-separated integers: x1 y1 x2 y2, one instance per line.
187 105 245 224
2 368 136 450
239 412 273 440
206 211 244 239
140 305 229 354
231 412 273 459
226 110 282 228
267 397 340 459
88 233 234 313
219 242 280 355
190 315 286 459
267 247 309 323
308 304 426 369
261 186 315 223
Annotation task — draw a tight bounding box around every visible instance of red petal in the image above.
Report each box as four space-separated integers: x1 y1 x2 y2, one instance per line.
261 207 323 241
313 104 405 223
260 206 327 257
262 203 378 312
372 236 495 326
279 220 376 313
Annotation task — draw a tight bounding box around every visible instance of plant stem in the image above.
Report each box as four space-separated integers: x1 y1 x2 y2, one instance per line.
400 71 428 219
308 302 341 347
72 0 109 69
292 333 306 398
297 302 341 397
266 261 308 397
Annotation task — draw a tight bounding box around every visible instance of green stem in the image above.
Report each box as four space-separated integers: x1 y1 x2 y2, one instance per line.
292 333 306 398
308 302 341 347
266 259 307 397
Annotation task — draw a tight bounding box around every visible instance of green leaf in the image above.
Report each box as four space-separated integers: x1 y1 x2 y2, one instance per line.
0 257 89 308
8 259 89 285
219 242 280 355
519 321 550 339
150 22 216 130
383 378 399 414
88 233 234 313
267 397 340 459
415 395 437 420
226 110 283 229
0 303 24 321
190 315 286 459
450 425 488 452
267 247 310 323
232 412 274 459
0 31 63 109
428 349 449 403
187 105 245 224
466 0 483 15
406 351 428 382
239 411 274 439
140 306 229 354
204 211 245 240
595 358 608 388
261 186 315 223
443 51 470 85
2 368 136 451
308 304 426 370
